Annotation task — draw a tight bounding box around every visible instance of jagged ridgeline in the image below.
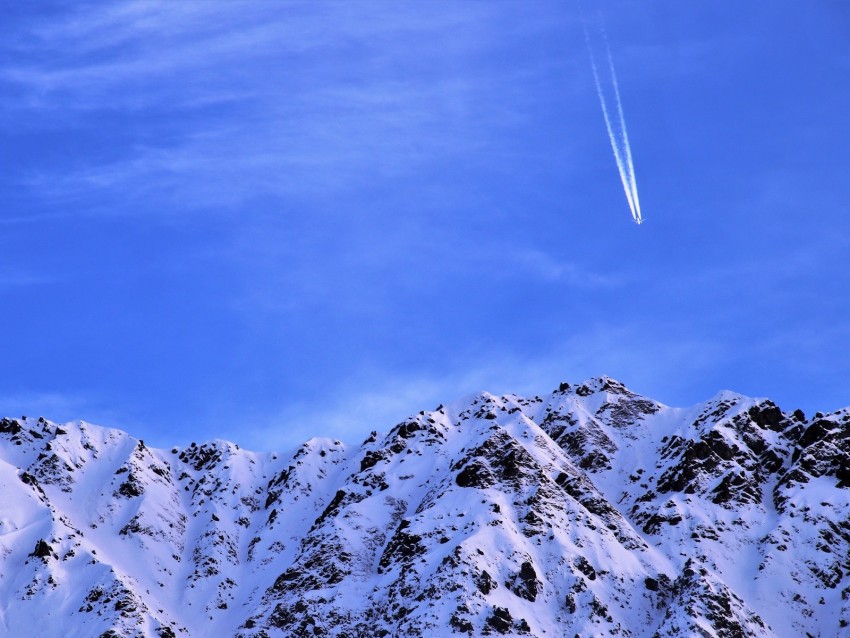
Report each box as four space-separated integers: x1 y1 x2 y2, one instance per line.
1 377 848 637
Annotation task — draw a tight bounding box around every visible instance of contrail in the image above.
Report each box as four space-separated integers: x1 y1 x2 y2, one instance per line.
581 12 643 224
603 27 642 223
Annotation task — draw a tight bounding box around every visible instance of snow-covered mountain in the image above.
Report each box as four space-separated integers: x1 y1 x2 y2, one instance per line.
1 377 848 637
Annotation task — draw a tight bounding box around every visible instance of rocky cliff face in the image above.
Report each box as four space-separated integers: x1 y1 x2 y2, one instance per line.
0 377 848 637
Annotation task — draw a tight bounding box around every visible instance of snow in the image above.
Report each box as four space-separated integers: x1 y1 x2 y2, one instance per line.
0 379 847 637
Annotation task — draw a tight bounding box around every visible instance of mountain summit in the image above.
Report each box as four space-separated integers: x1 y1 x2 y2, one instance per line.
1 378 848 637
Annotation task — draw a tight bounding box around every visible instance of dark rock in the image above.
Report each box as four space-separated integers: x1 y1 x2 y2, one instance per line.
456 461 495 489
117 475 143 498
360 450 385 473
799 421 830 448
574 556 597 581
450 613 474 633
30 539 53 559
747 403 784 430
507 561 539 602
486 607 513 633
0 418 22 435
378 520 425 571
396 420 422 439
19 472 38 486
313 490 347 528
477 570 496 595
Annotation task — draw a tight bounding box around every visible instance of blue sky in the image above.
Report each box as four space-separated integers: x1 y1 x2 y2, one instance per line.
2 1 849 450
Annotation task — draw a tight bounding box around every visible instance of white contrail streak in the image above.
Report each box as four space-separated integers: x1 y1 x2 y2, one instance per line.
581 14 643 224
603 29 642 223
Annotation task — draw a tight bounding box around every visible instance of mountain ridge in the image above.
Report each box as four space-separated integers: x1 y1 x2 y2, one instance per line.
0 376 848 637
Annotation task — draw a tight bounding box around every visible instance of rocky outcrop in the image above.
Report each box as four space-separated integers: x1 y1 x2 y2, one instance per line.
0 378 847 637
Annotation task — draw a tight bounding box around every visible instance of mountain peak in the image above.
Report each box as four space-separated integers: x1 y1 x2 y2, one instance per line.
555 375 632 398
1 381 848 637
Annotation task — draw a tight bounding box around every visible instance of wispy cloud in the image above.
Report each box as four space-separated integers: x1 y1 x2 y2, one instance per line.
1 1 580 216
0 391 95 423
503 248 626 287
0 269 54 288
21 78 503 208
231 323 726 451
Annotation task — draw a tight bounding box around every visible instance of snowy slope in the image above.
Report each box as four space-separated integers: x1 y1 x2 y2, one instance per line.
0 377 848 637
